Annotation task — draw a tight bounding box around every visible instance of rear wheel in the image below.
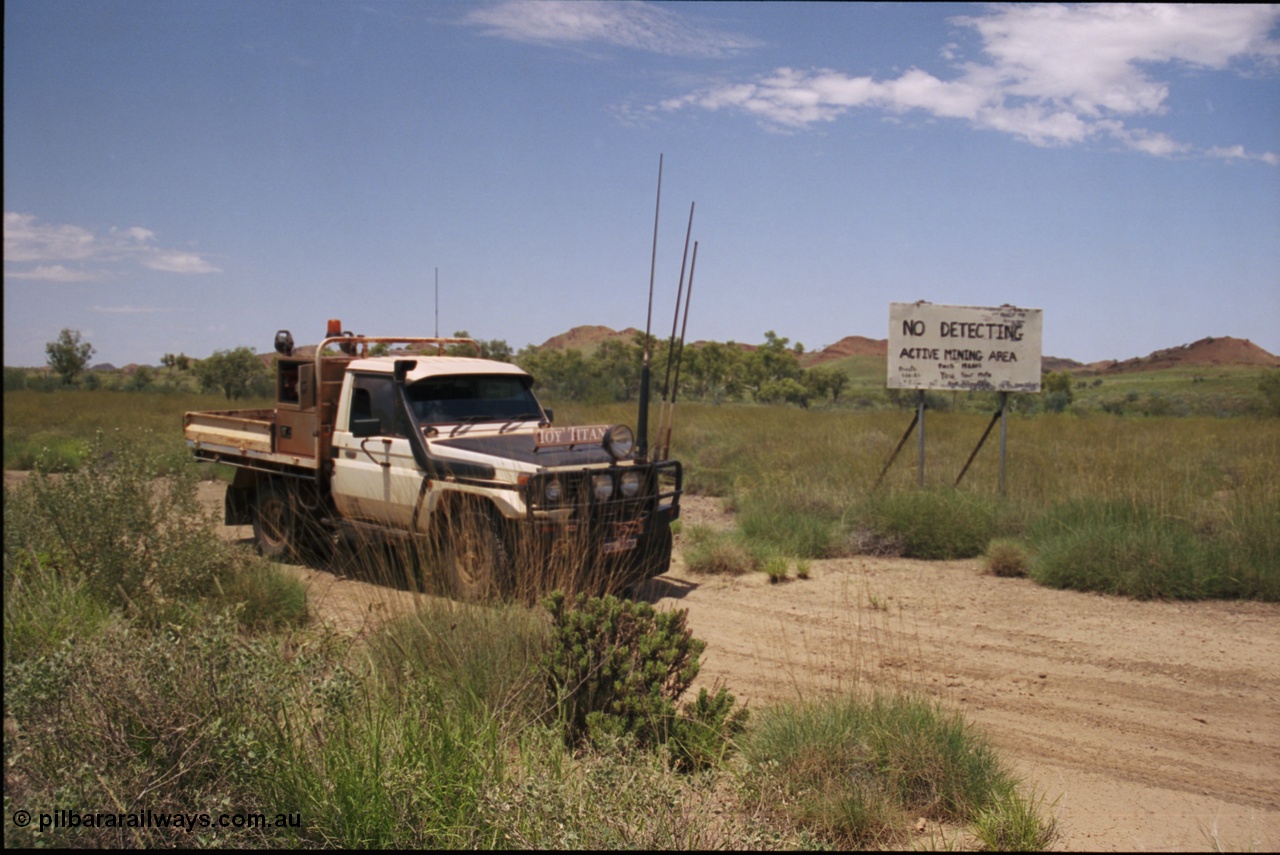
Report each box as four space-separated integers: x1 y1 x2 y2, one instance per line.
443 505 510 601
253 480 295 559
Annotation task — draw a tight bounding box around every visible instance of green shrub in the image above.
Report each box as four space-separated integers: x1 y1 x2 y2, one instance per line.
739 503 838 559
543 591 704 751
762 554 790 583
667 685 749 773
7 434 229 618
4 612 317 848
216 562 310 631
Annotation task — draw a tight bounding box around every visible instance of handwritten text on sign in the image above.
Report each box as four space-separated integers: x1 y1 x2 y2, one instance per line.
888 303 1043 392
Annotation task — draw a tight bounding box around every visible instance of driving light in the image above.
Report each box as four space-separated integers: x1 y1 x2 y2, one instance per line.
544 478 563 504
603 424 635 461
592 473 614 501
620 471 642 498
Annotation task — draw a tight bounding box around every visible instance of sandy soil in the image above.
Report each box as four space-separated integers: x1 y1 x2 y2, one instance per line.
197 483 1278 851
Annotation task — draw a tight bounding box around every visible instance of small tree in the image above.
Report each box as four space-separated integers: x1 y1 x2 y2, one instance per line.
194 347 267 400
1259 369 1280 417
45 328 95 385
1043 370 1074 413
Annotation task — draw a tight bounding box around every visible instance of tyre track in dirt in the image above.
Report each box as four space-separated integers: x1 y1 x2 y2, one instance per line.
652 534 1280 852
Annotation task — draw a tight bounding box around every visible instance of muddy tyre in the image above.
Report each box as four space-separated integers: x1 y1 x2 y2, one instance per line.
253 480 296 559
631 517 674 582
443 505 510 601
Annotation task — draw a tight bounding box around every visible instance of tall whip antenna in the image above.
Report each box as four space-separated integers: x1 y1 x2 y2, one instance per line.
636 154 663 461
657 201 695 458
434 267 439 339
661 240 696 461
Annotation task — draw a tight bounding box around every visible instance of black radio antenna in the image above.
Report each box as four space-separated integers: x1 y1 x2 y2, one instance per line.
636 154 662 462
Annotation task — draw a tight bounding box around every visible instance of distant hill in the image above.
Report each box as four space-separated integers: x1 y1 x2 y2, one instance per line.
1043 356 1086 372
800 336 886 367
1084 336 1280 374
538 325 642 354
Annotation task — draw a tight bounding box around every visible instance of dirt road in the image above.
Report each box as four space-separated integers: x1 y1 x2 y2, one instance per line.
204 484 1280 851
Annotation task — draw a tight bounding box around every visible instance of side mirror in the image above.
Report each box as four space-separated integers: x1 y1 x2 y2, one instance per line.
543 408 553 424
350 417 382 438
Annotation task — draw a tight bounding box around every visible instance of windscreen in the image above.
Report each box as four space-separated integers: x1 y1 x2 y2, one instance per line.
405 374 543 425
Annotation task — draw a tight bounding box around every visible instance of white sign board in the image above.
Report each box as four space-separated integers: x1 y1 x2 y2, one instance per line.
888 302 1042 392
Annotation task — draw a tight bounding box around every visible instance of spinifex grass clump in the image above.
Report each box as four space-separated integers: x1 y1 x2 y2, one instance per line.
365 598 551 726
1027 497 1279 600
855 489 1000 560
740 692 1051 849
681 524 760 575
985 538 1030 578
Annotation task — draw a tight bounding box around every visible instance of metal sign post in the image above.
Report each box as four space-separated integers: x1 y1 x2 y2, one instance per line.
917 389 926 487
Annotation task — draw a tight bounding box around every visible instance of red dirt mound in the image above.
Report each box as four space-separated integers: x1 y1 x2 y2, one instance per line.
801 335 887 367
539 325 642 352
1096 336 1279 374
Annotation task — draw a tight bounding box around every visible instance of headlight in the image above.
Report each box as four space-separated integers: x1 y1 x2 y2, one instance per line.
619 470 642 498
603 424 635 461
544 478 563 503
592 473 614 501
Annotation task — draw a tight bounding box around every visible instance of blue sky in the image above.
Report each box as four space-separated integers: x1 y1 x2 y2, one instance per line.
5 2 1279 368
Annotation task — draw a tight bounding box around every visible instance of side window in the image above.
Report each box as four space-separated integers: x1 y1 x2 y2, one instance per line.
351 388 373 420
349 374 405 437
277 362 300 405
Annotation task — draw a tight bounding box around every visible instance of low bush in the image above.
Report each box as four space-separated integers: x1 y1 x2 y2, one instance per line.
4 612 320 848
543 590 705 750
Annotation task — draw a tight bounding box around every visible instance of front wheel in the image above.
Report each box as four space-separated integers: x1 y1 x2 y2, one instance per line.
628 517 674 583
442 505 510 601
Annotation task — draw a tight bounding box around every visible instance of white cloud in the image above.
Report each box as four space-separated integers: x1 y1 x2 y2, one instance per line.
3 264 103 283
660 4 1280 161
142 252 222 274
4 212 96 263
465 0 760 59
3 212 221 280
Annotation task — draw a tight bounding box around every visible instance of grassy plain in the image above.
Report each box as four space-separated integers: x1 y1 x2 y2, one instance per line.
3 388 272 470
7 384 1277 600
